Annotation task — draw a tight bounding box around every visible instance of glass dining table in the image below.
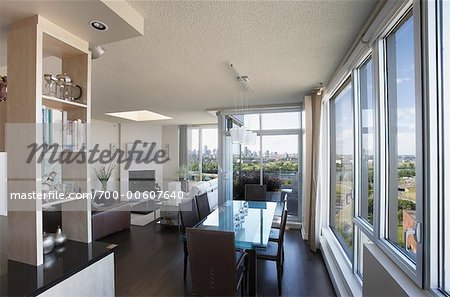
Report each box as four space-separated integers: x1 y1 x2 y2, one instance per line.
194 200 278 296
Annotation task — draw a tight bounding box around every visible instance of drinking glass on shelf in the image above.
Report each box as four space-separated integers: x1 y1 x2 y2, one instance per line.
239 206 246 223
56 73 71 99
243 201 249 215
43 74 56 96
234 213 241 231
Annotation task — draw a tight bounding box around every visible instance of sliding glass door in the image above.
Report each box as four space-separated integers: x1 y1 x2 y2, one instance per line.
262 135 300 216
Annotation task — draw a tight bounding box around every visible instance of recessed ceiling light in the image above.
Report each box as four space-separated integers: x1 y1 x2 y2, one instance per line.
106 110 172 121
89 20 109 31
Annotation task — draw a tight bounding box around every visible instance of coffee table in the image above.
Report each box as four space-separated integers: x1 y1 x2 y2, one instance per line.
130 201 160 226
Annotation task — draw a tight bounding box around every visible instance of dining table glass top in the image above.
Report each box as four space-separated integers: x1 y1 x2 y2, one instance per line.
194 200 277 249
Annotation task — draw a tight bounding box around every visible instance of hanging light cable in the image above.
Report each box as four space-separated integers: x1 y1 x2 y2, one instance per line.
229 63 254 145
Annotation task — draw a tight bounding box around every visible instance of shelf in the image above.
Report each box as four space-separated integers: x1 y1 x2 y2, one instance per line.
42 95 87 111
42 196 85 208
43 33 88 59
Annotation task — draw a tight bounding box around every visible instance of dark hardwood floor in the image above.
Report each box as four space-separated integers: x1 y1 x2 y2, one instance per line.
101 224 336 297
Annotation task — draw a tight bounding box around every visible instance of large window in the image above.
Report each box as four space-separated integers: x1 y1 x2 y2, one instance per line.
323 1 450 292
326 7 423 286
330 79 354 259
230 110 303 219
188 127 218 181
385 13 420 260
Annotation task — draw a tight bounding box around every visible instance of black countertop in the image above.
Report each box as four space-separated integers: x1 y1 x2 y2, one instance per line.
0 240 115 296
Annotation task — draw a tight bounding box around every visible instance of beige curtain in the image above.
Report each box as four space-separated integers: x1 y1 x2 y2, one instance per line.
178 125 188 168
304 93 322 251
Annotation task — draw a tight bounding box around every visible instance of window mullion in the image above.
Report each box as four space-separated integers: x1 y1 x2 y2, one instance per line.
375 36 387 244
353 67 360 274
198 129 202 181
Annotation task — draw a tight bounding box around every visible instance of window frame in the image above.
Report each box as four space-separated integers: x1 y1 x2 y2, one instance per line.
375 6 424 286
434 0 449 294
352 53 380 281
240 111 303 222
222 107 304 221
353 53 378 240
188 125 219 181
324 1 426 288
329 76 355 261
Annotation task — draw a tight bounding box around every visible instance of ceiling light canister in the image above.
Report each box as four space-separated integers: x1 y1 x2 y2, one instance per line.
90 20 109 31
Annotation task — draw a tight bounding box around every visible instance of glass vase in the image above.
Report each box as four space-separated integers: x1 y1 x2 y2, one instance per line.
100 180 108 191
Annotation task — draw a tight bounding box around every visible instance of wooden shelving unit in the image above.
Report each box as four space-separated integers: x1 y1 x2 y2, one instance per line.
6 15 92 266
42 95 87 110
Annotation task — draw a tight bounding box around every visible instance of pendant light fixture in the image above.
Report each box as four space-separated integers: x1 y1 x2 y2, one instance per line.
228 64 257 146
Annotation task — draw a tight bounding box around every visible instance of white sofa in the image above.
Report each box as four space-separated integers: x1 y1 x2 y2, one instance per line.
187 178 219 210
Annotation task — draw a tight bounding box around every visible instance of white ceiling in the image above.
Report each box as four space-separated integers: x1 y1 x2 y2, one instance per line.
93 0 378 125
1 0 379 126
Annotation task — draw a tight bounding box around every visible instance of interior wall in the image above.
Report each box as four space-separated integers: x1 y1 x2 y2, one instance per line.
363 244 425 296
119 123 164 196
162 125 179 190
0 153 6 216
0 65 7 152
90 119 120 192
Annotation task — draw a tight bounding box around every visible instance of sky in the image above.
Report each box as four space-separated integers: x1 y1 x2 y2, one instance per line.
337 15 416 157
393 16 416 156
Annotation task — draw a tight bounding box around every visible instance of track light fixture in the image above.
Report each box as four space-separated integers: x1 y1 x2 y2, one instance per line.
314 83 324 96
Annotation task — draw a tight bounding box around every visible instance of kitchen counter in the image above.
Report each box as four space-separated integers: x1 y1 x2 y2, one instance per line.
0 240 115 296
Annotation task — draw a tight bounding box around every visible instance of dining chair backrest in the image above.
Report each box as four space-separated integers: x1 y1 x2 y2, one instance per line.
195 192 211 221
186 228 237 296
179 199 200 231
278 210 288 256
245 184 267 201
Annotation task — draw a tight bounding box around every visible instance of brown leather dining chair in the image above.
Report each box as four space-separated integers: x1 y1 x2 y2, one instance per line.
270 193 288 233
186 228 248 296
179 198 200 281
244 184 267 201
257 210 288 295
269 202 288 264
195 192 211 221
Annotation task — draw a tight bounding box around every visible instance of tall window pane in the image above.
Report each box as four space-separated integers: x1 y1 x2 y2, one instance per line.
385 14 418 259
359 58 375 225
189 127 218 181
201 128 218 181
233 135 261 199
330 80 354 259
231 110 303 221
189 128 200 181
262 135 299 216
